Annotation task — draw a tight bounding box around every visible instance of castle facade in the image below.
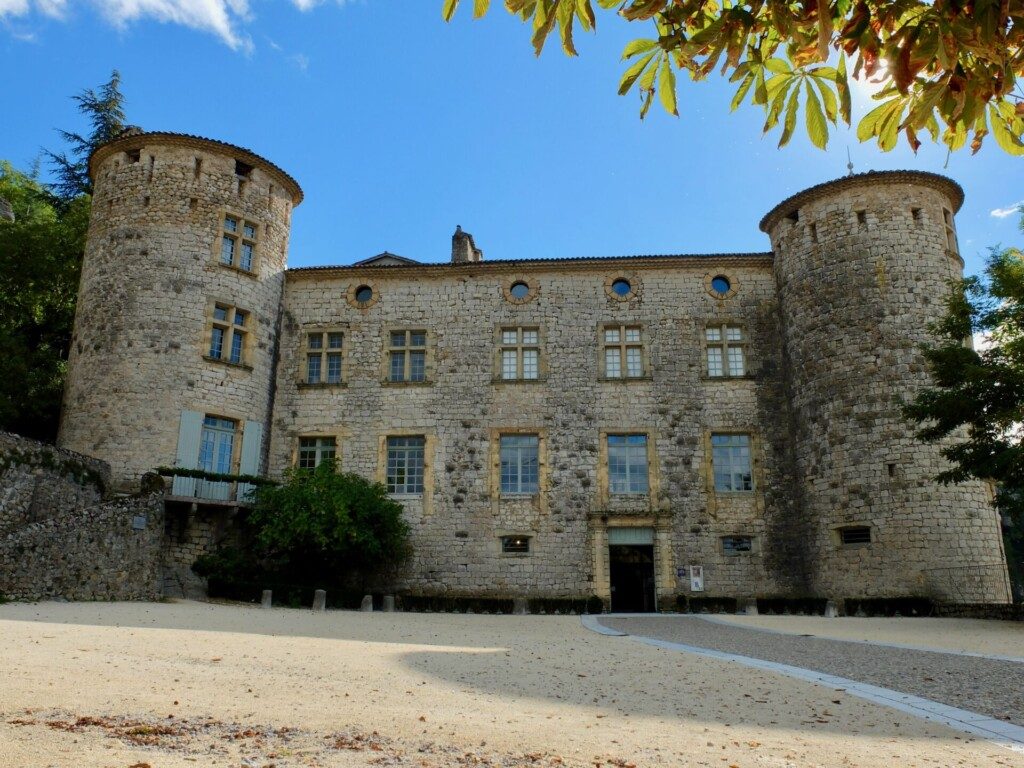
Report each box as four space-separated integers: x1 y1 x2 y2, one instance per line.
57 130 1013 609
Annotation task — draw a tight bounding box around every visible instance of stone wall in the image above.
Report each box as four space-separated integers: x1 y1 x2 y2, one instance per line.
0 491 164 602
0 431 109 537
58 133 300 490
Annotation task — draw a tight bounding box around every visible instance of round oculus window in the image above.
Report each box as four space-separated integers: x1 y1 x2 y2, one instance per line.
711 275 731 295
509 281 530 299
611 278 632 297
355 285 373 303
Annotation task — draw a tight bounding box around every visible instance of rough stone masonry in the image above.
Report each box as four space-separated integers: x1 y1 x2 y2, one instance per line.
51 129 1012 608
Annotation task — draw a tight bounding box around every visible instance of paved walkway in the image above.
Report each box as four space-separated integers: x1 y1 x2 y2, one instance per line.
598 615 1024 728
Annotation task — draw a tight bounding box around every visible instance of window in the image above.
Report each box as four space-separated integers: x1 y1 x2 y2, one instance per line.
199 416 236 474
607 434 649 494
304 330 344 384
388 330 427 383
220 215 258 272
603 325 644 379
611 278 631 296
943 208 959 255
710 275 731 296
500 434 539 494
839 526 872 545
355 285 373 303
722 536 753 555
386 436 425 494
706 324 746 377
711 434 753 492
509 281 530 299
501 535 531 554
207 303 249 366
297 436 337 469
500 327 540 381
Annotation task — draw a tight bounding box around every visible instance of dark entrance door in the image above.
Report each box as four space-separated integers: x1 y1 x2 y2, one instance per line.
609 544 656 612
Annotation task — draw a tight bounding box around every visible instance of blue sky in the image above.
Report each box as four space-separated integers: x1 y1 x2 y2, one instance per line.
2 1 1020 277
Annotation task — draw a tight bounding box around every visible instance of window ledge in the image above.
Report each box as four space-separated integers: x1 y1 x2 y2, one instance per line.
203 355 252 372
609 492 650 498
597 376 653 383
702 374 757 382
297 381 347 389
838 542 872 550
714 490 756 497
500 552 532 558
389 492 424 499
491 377 547 385
381 380 433 387
215 261 258 279
499 493 540 499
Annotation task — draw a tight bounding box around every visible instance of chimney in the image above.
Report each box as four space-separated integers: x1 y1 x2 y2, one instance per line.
0 197 13 223
451 225 483 264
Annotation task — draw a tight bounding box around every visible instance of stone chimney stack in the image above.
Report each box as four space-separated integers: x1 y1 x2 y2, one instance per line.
0 197 14 223
451 225 483 264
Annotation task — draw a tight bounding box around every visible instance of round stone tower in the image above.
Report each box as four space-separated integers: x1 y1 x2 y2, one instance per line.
762 171 1011 604
58 131 302 491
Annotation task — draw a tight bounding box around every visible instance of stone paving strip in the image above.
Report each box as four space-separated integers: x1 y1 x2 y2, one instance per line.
588 614 1024 753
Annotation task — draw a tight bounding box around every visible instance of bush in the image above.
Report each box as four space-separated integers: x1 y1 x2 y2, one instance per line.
192 463 411 597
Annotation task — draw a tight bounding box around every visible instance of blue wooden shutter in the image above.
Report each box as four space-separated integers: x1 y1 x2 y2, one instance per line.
237 420 263 502
172 410 203 497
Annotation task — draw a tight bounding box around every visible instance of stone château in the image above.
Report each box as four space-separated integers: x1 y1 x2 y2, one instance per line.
56 129 1013 610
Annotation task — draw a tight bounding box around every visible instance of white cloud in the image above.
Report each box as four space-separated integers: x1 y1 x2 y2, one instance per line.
0 0 256 49
289 51 308 70
991 201 1024 219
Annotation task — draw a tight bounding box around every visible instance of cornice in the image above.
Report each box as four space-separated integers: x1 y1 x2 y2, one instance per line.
285 252 775 281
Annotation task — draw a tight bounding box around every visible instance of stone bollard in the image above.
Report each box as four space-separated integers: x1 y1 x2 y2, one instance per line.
824 600 839 618
382 595 395 612
360 594 373 612
512 598 529 615
743 598 758 616
261 590 272 609
312 589 327 612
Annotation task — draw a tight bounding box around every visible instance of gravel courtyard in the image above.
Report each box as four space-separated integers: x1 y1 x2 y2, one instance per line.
0 601 1020 768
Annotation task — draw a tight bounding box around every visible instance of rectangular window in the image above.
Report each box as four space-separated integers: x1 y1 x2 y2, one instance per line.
297 436 337 470
207 303 248 366
386 436 425 494
499 327 541 380
388 330 428 382
603 325 644 378
500 434 540 494
943 208 959 255
199 416 236 474
839 526 872 545
711 433 753 492
706 324 746 377
722 536 753 555
607 434 649 494
220 214 258 272
303 330 344 384
501 535 531 554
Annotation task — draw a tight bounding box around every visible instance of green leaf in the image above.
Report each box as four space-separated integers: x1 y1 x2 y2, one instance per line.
989 104 1024 156
765 58 793 74
473 0 490 17
778 85 801 147
730 72 755 112
442 0 460 21
804 81 829 149
622 38 659 60
617 51 657 95
836 54 851 124
813 77 838 122
658 56 678 116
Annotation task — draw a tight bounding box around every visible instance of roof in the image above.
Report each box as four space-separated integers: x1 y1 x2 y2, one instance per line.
88 129 303 205
759 170 963 233
286 251 774 278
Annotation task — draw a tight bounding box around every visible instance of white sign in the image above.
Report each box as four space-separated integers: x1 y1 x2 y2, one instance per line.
689 565 705 592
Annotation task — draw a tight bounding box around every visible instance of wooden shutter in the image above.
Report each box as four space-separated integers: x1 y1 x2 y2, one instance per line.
172 410 203 497
237 420 263 502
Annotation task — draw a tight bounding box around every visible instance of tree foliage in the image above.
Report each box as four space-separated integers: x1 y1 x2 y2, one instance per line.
443 0 1024 155
45 70 126 201
904 213 1024 598
0 164 88 440
236 463 412 583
